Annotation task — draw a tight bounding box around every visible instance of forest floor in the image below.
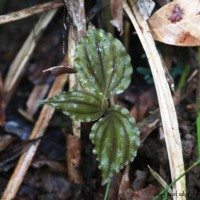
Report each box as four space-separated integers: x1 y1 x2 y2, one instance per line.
0 1 200 200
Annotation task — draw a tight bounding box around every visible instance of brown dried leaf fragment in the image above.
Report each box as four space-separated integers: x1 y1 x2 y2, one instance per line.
132 184 159 200
110 0 123 33
148 0 200 46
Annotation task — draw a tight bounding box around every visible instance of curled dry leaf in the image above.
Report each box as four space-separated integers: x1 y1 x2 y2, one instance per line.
43 66 77 76
148 0 200 46
132 184 159 200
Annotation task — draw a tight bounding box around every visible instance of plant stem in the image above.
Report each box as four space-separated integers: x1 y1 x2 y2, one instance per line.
104 179 111 200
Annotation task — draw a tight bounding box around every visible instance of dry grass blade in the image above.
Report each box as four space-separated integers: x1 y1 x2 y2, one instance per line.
4 9 57 106
123 1 185 199
0 0 64 25
148 165 173 195
1 73 68 200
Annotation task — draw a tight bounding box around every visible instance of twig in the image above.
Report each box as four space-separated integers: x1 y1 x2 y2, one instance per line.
0 0 64 25
64 0 87 137
64 0 86 183
4 9 58 106
67 28 81 138
1 73 68 200
123 1 186 199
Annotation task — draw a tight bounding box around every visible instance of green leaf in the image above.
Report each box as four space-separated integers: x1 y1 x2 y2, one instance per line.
74 26 133 97
41 89 108 122
90 105 140 185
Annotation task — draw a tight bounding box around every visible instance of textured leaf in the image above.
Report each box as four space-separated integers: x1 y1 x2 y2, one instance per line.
148 0 200 46
41 89 108 122
74 26 133 97
90 105 140 185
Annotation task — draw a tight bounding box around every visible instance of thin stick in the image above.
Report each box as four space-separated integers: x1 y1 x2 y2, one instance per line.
67 28 81 138
64 0 86 183
123 1 185 199
0 0 64 25
64 0 87 137
4 9 57 105
1 73 68 200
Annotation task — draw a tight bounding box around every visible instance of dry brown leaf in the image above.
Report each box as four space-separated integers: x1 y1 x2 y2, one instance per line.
132 184 159 200
110 0 123 33
148 0 200 46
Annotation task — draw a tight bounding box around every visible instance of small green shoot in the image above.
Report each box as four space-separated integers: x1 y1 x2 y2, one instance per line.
104 179 111 200
41 25 140 185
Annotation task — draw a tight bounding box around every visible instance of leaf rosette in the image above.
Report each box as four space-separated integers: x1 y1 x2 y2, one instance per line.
42 26 140 186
